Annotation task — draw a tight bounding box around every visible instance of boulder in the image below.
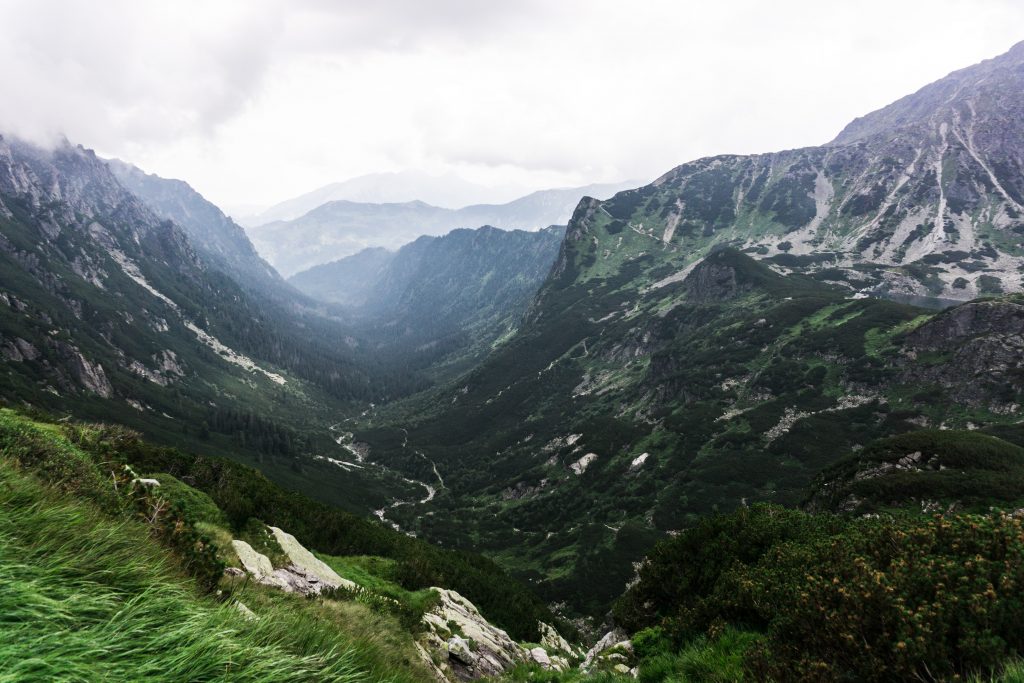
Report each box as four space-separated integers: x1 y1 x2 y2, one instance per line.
581 629 632 673
234 601 257 621
268 526 357 591
529 647 551 669
550 655 570 672
231 528 358 597
231 540 274 580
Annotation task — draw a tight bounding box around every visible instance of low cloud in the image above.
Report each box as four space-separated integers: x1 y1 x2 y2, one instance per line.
1 0 1022 209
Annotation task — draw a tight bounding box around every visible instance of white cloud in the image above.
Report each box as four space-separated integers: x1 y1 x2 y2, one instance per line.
0 0 1021 210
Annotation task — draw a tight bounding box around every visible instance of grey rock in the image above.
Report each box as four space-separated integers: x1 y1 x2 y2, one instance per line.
421 588 528 680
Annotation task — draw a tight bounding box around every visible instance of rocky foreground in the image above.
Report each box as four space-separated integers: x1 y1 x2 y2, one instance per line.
225 521 638 681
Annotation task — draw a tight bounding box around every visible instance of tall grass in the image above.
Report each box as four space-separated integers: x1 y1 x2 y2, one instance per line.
0 462 419 682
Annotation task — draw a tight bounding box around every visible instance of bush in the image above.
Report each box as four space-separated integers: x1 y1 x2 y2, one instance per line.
614 504 845 635
736 513 1024 681
619 503 1024 682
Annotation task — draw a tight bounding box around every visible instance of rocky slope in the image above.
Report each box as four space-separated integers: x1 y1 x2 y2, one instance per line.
0 133 441 520
248 182 632 276
553 41 1024 303
805 429 1024 515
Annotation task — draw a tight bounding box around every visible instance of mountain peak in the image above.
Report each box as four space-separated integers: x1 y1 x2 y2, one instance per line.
831 40 1024 146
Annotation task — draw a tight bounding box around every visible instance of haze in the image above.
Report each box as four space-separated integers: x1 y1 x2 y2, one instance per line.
1 0 1021 214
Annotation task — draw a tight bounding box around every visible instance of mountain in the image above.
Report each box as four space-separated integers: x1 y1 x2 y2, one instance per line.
0 133 446 519
291 247 395 308
106 159 284 292
346 42 1024 616
240 170 525 226
247 182 635 276
511 40 1024 306
289 225 565 369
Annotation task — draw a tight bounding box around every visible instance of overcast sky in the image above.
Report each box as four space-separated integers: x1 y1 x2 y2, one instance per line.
1 0 1022 212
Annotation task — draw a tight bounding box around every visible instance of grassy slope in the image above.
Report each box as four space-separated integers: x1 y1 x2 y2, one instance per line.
0 457 426 682
0 407 555 642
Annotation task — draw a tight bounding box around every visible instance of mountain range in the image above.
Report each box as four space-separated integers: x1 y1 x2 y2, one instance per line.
341 40 1024 615
247 182 635 276
237 170 540 225
5 39 1024 683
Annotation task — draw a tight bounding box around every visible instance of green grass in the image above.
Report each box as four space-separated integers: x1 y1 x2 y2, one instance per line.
634 627 760 683
0 408 434 681
317 554 440 617
0 460 425 682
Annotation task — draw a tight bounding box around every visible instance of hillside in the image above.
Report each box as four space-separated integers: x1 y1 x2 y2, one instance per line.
107 159 285 294
805 430 1024 514
0 408 577 679
540 40 1024 304
339 42 1024 617
7 30 1024 683
0 134 450 520
290 226 565 373
355 250 1020 614
248 183 633 276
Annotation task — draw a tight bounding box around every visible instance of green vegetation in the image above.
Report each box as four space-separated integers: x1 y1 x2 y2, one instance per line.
0 408 554 642
0 427 426 682
318 554 441 629
808 430 1024 514
360 249 958 617
616 504 1024 681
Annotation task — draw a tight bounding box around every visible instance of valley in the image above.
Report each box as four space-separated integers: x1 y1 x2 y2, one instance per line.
4 29 1024 683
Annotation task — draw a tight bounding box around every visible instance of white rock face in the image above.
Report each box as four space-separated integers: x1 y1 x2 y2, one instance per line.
421 588 529 680
231 540 274 580
268 526 356 590
629 453 649 471
230 528 357 596
529 647 551 669
570 453 598 475
581 629 631 672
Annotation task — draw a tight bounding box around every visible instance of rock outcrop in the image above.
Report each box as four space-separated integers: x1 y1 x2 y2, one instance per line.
268 526 356 590
582 629 635 674
539 620 574 655
901 299 1024 405
420 588 529 680
229 529 356 597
